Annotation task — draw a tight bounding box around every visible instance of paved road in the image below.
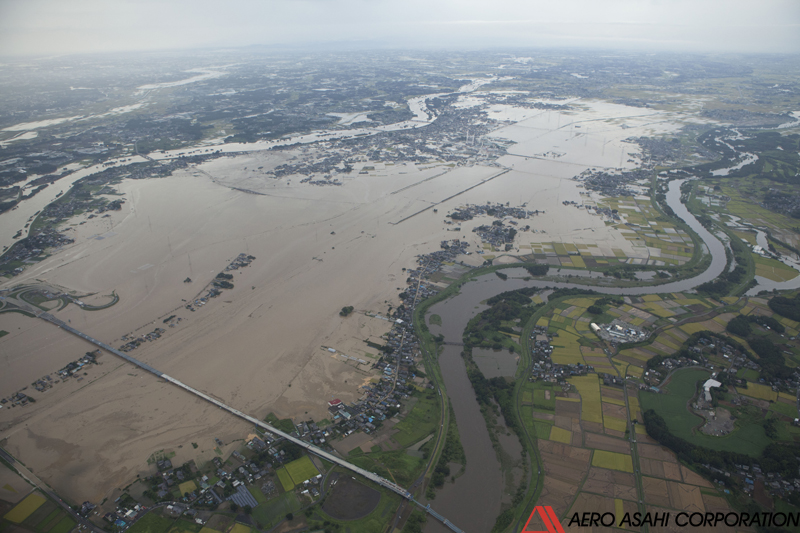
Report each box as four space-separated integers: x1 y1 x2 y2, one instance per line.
4 295 466 533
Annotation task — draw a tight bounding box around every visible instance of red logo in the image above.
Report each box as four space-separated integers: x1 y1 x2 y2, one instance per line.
522 506 566 533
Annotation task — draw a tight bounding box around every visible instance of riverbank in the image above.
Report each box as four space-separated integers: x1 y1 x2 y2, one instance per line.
0 93 725 508
414 176 732 532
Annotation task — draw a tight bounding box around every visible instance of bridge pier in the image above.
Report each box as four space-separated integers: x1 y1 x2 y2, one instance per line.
27 308 467 533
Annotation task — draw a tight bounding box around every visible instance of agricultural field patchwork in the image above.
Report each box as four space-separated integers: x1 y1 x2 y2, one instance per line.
753 254 799 282
591 450 634 473
276 467 295 491
284 456 319 485
569 375 603 423
524 287 800 526
3 492 46 524
739 382 778 402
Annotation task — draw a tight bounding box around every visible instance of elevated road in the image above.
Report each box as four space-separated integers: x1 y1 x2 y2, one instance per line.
12 300 465 532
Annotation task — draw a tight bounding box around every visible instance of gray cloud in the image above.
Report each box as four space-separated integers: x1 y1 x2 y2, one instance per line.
0 0 798 56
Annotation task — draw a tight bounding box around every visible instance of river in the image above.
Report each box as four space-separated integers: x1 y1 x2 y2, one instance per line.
0 77 509 257
422 179 727 532
2 85 735 531
0 155 151 253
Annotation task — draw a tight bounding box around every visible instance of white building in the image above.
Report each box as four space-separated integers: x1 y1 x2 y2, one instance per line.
703 378 722 402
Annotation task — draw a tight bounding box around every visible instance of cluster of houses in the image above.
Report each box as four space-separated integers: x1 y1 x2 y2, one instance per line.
0 390 34 409
1 228 74 276
118 156 216 182
187 254 255 309
118 328 166 353
761 189 800 219
600 373 625 388
95 198 125 213
443 202 543 251
185 290 220 312
246 88 521 186
473 222 518 250
100 425 324 526
299 475 323 499
117 254 256 354
300 177 343 186
578 169 642 197
30 375 55 393
2 183 127 274
2 152 225 277
268 421 330 449
224 253 256 272
328 384 407 438
642 334 774 389
417 241 470 270
318 246 460 440
719 332 800 391
57 350 99 378
0 351 100 408
208 456 271 497
643 356 704 388
185 254 255 311
588 205 623 222
529 326 595 382
325 301 424 438
270 146 354 178
439 239 470 255
703 461 800 502
103 499 145 530
447 202 536 222
149 456 244 507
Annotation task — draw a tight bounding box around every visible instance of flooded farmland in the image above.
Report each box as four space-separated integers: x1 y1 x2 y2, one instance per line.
423 177 725 532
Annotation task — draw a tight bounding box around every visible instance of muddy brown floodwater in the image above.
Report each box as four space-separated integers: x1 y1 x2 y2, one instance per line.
424 286 513 533
421 179 724 531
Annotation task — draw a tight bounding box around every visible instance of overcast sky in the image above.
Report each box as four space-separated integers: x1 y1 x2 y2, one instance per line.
1 0 799 57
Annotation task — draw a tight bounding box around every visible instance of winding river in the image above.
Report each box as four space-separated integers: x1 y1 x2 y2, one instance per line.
2 88 737 531
0 77 508 256
422 179 727 532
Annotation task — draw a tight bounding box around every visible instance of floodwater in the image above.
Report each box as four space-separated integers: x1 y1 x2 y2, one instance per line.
136 68 226 91
747 273 800 295
0 155 150 252
0 80 458 255
425 296 504 533
150 79 492 159
711 152 758 176
744 229 800 295
0 130 38 147
473 347 520 379
724 221 800 294
2 115 83 132
452 179 728 298
0 84 734 518
423 178 725 532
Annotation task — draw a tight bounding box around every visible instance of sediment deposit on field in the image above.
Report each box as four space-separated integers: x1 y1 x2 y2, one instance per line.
0 98 694 501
